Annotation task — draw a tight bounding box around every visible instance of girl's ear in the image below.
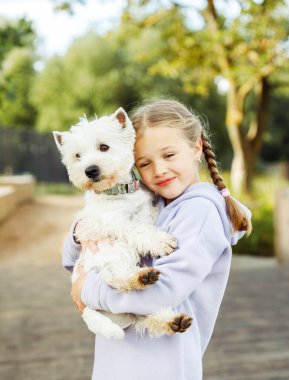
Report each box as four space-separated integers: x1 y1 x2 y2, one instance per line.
193 137 203 161
113 107 128 129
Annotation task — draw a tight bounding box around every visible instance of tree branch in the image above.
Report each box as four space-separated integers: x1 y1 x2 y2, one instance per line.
238 63 276 101
202 0 233 82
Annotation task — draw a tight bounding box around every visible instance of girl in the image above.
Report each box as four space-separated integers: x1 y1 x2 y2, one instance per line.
64 99 251 380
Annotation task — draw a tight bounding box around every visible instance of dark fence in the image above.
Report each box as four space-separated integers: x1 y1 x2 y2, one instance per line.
0 128 68 182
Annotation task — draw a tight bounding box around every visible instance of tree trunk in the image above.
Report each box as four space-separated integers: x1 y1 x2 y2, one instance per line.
225 84 251 195
226 79 270 195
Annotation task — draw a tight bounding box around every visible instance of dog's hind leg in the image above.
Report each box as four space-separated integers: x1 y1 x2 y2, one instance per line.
82 307 125 339
134 309 193 337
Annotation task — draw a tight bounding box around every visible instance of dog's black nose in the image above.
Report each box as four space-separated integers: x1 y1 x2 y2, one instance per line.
85 165 101 180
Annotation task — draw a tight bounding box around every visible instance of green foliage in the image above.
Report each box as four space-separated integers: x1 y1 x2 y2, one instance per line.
52 0 86 14
31 26 228 143
0 18 35 67
233 175 289 257
261 94 289 162
234 201 274 257
31 32 140 130
0 47 37 128
201 169 286 257
0 17 37 129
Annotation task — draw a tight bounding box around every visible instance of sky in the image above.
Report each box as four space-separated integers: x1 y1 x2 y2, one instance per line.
0 0 125 57
0 0 244 59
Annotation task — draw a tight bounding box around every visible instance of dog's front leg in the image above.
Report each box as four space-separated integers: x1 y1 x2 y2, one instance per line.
124 223 177 258
96 241 161 291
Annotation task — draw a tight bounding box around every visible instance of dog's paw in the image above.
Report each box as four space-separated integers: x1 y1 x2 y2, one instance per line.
138 267 160 286
169 314 192 334
149 231 177 257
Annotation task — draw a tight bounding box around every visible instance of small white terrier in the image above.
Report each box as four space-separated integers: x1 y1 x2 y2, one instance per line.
53 108 192 339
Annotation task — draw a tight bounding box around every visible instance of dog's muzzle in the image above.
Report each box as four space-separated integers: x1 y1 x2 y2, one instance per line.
85 165 101 181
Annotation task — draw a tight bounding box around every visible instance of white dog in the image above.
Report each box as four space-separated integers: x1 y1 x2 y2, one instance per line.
53 108 192 339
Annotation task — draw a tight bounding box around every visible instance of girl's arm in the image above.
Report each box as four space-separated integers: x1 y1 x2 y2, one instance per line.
81 199 230 315
63 221 81 272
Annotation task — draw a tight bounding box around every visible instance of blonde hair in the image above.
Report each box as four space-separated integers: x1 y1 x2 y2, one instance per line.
130 99 251 234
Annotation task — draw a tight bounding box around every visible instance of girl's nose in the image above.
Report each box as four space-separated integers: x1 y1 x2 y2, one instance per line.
153 161 168 177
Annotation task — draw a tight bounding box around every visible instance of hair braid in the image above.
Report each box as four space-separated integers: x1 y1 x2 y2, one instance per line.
201 133 252 235
201 133 226 190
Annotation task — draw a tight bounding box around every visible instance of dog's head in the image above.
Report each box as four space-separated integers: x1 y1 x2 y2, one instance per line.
53 108 136 192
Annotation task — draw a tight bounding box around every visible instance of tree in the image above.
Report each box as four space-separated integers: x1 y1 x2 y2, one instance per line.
31 25 227 165
124 0 289 194
0 47 37 128
0 18 35 68
31 32 141 131
51 0 86 14
202 0 289 194
0 17 37 128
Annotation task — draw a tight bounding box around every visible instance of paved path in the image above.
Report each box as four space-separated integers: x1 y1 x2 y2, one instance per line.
0 196 288 380
203 257 289 380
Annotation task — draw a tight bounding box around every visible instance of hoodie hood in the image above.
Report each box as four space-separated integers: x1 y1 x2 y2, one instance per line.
158 182 251 246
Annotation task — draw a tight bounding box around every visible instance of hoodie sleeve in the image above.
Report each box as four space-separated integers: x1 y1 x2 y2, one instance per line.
62 221 81 272
81 199 231 315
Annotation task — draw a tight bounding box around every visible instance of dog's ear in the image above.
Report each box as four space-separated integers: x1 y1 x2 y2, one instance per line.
113 107 128 129
53 131 65 151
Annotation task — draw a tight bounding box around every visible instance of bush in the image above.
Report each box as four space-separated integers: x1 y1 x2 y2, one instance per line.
233 174 288 257
201 170 288 257
233 200 274 257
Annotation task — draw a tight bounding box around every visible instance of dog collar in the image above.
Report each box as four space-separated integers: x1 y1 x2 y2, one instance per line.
96 169 140 196
100 179 140 195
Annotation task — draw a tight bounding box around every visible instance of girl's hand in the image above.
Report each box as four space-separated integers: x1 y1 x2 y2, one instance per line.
71 239 100 314
71 261 87 314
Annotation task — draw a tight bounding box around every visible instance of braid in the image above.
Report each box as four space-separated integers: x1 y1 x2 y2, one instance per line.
201 133 252 235
201 133 225 191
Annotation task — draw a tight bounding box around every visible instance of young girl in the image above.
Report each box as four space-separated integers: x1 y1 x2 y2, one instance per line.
64 99 251 380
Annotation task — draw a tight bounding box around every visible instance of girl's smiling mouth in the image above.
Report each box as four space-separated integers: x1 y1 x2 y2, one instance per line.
156 177 176 187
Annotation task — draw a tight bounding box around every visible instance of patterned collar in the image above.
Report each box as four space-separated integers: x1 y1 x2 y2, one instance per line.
96 170 140 196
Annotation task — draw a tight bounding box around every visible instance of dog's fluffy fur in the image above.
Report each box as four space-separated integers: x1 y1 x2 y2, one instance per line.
53 108 192 339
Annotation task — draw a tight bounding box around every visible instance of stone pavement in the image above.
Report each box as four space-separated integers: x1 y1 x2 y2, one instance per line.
203 257 289 380
0 196 288 380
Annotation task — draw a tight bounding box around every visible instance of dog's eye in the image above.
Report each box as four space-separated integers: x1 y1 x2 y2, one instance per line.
75 153 81 159
100 144 109 152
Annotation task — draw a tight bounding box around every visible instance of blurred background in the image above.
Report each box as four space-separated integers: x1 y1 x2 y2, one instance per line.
0 0 289 379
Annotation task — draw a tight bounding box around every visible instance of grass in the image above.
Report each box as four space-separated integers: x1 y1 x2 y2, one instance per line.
36 182 81 195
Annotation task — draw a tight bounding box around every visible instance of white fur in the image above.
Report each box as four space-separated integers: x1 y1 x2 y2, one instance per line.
53 108 191 338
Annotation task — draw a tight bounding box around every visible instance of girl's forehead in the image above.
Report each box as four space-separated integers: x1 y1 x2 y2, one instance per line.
136 126 185 143
135 127 189 156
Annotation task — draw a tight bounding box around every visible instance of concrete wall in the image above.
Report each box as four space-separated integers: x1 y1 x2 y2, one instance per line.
0 175 36 223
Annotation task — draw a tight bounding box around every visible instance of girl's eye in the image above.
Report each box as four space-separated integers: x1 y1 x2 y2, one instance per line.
75 153 81 159
100 144 109 152
139 162 149 168
165 153 175 158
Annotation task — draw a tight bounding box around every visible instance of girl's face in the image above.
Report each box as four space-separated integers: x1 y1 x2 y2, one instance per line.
135 126 202 203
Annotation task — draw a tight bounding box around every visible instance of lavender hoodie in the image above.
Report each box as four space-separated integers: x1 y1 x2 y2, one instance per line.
63 182 251 380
